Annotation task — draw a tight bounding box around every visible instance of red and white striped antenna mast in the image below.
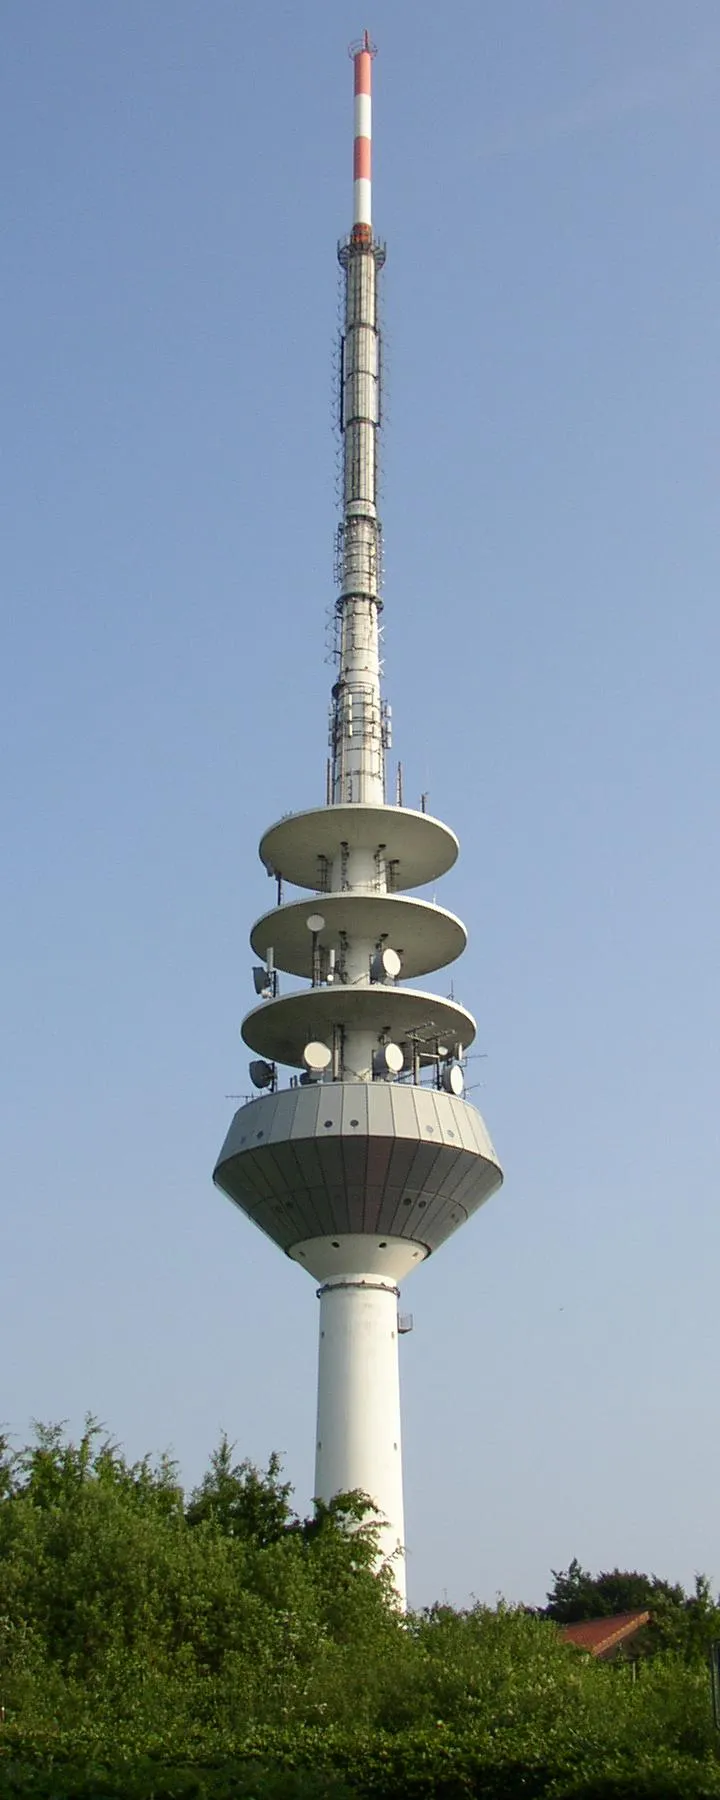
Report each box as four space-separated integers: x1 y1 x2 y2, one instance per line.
350 30 377 239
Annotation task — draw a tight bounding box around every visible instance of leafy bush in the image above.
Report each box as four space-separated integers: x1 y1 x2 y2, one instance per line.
0 1423 718 1797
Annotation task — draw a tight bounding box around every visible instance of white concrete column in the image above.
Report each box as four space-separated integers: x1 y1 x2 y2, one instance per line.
314 1273 406 1605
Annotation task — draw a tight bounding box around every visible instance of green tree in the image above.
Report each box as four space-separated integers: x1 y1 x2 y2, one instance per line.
185 1438 294 1544
2 1417 718 1785
0 1420 404 1736
545 1558 720 1663
545 1557 685 1621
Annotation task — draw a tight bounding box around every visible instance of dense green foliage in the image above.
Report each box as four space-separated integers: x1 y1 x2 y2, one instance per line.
0 1422 718 1798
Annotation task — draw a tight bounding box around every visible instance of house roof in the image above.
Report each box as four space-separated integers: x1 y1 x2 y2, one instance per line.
560 1610 651 1657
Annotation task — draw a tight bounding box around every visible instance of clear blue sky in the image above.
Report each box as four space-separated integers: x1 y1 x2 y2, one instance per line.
2 0 719 1609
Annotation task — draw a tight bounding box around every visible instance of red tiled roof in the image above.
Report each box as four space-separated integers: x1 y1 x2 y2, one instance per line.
560 1610 650 1656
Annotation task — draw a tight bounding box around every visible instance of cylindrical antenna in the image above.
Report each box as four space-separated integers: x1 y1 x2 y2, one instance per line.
351 30 375 234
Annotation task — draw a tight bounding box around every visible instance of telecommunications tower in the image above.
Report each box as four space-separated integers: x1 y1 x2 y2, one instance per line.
214 34 503 1605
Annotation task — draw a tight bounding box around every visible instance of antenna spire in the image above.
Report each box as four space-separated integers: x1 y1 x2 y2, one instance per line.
331 38 386 806
350 31 376 236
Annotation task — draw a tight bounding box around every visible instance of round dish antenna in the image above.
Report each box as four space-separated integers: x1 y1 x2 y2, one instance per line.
249 1059 275 1090
306 913 326 934
441 1061 464 1096
373 1041 404 1078
370 946 402 983
303 1040 333 1073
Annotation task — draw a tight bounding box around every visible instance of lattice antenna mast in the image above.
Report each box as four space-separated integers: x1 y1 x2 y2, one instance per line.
330 32 389 806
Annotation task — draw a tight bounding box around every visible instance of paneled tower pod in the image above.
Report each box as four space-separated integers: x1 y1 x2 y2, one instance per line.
214 34 503 1606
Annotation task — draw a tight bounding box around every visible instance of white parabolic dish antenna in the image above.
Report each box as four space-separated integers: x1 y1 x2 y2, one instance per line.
372 1041 404 1076
444 1061 465 1096
302 1040 333 1073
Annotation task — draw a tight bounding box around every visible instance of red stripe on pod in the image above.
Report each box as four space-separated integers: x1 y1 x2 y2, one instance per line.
353 137 371 181
354 50 372 96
